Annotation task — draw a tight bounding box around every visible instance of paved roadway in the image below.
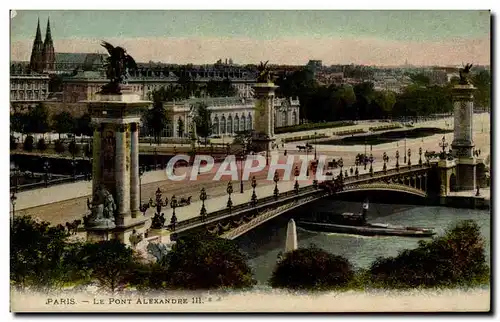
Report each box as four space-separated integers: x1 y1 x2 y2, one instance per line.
13 113 490 225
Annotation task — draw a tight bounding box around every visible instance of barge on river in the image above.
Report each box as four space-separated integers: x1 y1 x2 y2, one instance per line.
296 201 435 238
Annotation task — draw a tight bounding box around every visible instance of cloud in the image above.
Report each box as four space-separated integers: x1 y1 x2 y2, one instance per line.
10 36 490 66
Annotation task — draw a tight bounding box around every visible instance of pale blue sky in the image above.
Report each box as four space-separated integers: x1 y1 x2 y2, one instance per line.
10 10 491 65
11 10 490 42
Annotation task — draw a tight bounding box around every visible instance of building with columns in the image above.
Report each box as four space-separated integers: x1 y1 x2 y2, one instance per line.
10 71 50 111
156 96 300 139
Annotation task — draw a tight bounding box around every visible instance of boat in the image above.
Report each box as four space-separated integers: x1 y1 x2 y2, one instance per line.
296 200 436 238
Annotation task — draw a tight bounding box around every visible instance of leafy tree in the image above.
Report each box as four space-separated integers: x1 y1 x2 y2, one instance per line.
165 233 256 290
144 88 172 144
54 139 65 153
68 140 80 156
52 111 75 139
369 220 489 288
269 245 354 291
205 79 238 97
410 73 431 86
75 113 93 138
372 90 396 119
11 112 27 135
37 138 47 151
79 239 135 293
472 70 491 110
193 102 212 143
25 104 50 136
23 135 34 152
177 118 185 138
48 74 64 93
10 135 18 150
10 216 71 289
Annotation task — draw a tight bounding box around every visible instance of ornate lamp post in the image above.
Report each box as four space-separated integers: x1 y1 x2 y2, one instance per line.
200 187 207 221
170 195 178 231
251 176 257 206
305 143 310 176
273 170 280 199
382 152 387 174
43 159 51 188
294 166 300 194
139 166 145 204
150 187 168 215
10 191 17 227
314 131 317 160
86 157 93 181
419 147 423 166
226 181 233 211
439 136 448 160
71 159 78 181
407 148 412 167
338 158 344 180
239 152 245 194
154 148 158 169
395 150 400 171
369 152 374 176
364 138 367 170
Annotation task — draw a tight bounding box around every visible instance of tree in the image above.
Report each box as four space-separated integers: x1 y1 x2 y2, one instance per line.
37 138 47 151
472 70 491 110
75 113 93 138
11 216 71 289
410 73 431 86
193 102 212 143
165 233 256 290
177 118 185 138
11 112 27 135
53 111 76 139
25 104 50 136
23 135 34 152
10 135 17 150
369 220 489 288
205 79 238 97
79 239 135 293
372 90 396 119
144 88 172 144
269 245 354 291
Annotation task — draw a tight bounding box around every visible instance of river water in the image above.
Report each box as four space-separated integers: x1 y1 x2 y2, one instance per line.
235 200 491 285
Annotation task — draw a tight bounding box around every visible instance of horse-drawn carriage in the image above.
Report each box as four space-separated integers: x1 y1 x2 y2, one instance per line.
177 196 192 207
297 144 313 152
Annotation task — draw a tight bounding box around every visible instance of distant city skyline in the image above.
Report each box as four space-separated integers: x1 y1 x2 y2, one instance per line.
10 10 491 66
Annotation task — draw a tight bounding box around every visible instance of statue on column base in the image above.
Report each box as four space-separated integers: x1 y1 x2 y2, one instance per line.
84 185 117 229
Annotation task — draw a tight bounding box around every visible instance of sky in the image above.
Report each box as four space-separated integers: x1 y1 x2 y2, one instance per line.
10 10 491 66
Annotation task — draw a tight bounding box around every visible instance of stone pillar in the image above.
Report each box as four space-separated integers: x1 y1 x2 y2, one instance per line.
115 124 130 225
285 219 298 253
91 124 102 193
130 123 140 218
451 84 477 191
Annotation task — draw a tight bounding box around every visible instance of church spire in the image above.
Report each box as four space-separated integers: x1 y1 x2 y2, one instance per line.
42 17 55 71
29 18 44 73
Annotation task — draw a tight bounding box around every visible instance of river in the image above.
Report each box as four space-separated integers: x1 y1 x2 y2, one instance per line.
235 200 491 285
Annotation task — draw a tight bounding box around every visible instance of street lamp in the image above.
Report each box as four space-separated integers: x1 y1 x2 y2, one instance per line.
364 138 367 170
338 158 344 180
139 166 145 205
43 159 51 188
239 152 245 194
154 148 158 170
273 170 280 199
439 136 448 160
369 153 374 176
407 148 412 167
10 191 17 227
226 181 233 211
404 134 407 164
382 152 387 174
170 195 178 231
395 150 400 171
250 176 257 206
314 131 317 160
305 142 309 176
294 166 300 194
419 147 423 166
200 187 207 221
71 159 78 181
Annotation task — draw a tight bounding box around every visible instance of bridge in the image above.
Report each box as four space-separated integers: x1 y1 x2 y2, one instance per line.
162 163 436 241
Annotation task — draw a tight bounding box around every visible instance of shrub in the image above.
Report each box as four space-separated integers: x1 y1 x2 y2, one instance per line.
10 135 17 150
54 139 65 153
37 138 47 151
23 135 34 152
165 233 256 290
369 220 489 288
269 245 354 291
68 140 80 156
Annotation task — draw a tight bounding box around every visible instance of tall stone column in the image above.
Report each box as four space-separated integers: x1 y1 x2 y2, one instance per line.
451 84 476 191
91 123 102 194
252 83 278 159
115 124 130 225
130 123 140 218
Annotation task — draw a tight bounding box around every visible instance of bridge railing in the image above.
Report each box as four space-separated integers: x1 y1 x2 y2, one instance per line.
175 185 318 231
10 174 90 193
